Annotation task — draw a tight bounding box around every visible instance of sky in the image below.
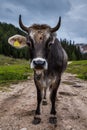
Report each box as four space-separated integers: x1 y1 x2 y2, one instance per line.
0 0 87 44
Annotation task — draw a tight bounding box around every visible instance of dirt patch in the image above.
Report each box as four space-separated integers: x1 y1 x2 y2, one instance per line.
0 73 87 130
72 84 82 88
59 91 77 96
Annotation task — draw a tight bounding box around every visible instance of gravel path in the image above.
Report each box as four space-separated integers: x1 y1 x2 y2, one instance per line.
0 73 87 130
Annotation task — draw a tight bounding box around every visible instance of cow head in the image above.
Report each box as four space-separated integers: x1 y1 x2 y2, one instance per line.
8 15 61 75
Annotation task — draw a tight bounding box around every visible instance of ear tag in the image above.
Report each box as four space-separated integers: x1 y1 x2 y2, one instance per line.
14 40 21 47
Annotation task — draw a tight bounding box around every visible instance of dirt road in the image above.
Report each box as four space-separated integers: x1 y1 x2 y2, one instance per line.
0 73 87 130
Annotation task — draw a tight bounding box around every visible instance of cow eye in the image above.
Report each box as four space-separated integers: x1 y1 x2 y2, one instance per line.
26 40 32 47
48 42 53 48
26 35 34 49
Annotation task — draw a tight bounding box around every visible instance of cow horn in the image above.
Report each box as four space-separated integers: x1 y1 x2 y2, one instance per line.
19 15 29 32
51 16 61 32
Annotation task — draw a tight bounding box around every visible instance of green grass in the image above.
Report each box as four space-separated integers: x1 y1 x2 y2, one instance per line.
66 60 87 80
0 55 33 90
0 64 32 81
0 55 27 65
0 55 87 91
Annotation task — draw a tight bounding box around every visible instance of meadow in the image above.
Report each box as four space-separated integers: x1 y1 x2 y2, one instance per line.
0 55 87 90
66 60 87 80
0 55 33 90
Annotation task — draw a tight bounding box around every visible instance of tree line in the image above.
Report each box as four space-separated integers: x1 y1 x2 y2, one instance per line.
0 22 86 60
60 39 83 60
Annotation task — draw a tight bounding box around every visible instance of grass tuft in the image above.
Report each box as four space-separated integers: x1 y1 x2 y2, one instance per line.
66 60 87 80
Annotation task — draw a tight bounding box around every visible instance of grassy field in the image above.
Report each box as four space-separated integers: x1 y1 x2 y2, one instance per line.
0 55 87 91
0 55 33 90
66 60 87 80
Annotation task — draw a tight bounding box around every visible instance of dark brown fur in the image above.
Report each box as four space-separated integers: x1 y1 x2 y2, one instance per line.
18 15 67 125
29 24 51 30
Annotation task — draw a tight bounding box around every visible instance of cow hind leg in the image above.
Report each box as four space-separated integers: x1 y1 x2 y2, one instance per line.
32 87 42 125
49 79 61 124
49 88 57 124
42 88 47 105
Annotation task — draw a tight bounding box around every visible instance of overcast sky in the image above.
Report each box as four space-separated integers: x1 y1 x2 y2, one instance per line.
0 0 87 43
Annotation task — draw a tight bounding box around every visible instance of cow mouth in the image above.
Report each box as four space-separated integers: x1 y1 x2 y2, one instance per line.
34 69 43 80
35 69 43 74
30 57 48 80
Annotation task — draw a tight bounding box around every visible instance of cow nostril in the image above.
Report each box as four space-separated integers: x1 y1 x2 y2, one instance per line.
31 58 48 70
33 60 45 66
40 37 42 40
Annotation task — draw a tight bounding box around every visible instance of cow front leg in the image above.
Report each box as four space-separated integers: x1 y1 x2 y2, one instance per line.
49 79 61 124
32 87 42 125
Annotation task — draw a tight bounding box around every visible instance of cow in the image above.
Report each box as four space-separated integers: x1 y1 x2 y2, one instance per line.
8 15 68 125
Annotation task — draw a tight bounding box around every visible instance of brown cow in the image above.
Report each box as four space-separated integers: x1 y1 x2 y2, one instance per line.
8 15 68 124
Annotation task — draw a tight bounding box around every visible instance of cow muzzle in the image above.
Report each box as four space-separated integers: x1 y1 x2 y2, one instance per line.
30 58 48 70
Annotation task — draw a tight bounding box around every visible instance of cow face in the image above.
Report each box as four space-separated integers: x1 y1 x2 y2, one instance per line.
8 15 61 74
26 25 56 71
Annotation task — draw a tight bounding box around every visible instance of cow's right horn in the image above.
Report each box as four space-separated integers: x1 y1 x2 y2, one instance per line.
19 15 29 33
51 16 61 33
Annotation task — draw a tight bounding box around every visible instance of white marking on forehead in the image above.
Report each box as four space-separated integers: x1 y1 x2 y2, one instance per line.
46 33 50 39
30 31 35 39
30 30 50 40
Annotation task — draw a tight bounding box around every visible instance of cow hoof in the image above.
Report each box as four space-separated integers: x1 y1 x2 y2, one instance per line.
32 117 41 125
42 100 47 105
49 117 57 124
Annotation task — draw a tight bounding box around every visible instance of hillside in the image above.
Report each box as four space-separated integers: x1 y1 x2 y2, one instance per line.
0 55 33 91
0 55 87 91
76 44 87 59
0 22 86 60
67 60 87 80
76 43 87 54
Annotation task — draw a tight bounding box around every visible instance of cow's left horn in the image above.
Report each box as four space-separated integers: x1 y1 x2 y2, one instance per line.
19 15 29 32
51 16 61 32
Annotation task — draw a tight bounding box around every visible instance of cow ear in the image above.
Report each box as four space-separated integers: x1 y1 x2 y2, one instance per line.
8 34 27 48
